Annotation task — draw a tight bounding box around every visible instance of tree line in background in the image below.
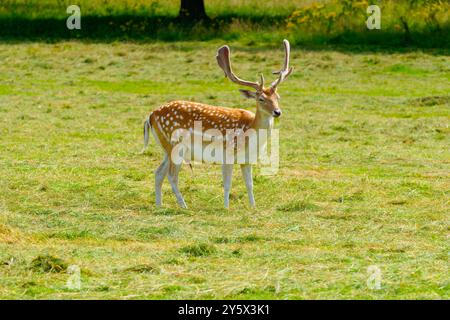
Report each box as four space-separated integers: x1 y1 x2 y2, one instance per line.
0 0 448 48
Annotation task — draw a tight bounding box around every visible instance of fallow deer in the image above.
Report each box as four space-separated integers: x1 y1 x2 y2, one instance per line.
142 40 293 208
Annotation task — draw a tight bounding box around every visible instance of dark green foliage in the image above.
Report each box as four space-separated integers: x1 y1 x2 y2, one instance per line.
123 264 159 274
180 243 216 257
30 255 68 273
277 200 320 212
0 0 448 48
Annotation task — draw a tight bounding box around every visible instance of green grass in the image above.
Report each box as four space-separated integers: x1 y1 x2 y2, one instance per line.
0 40 449 299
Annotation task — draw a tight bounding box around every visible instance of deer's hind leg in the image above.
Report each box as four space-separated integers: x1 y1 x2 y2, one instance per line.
155 154 169 207
167 160 187 209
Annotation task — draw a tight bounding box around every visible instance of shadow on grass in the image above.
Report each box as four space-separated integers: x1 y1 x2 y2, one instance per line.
0 15 449 55
0 14 284 41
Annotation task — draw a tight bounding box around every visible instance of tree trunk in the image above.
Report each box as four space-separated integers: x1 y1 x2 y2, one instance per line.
178 0 208 20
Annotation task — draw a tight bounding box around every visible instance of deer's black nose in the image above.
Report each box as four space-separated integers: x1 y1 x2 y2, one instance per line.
273 109 282 117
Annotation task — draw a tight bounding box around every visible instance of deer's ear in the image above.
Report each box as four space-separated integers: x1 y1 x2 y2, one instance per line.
239 89 257 99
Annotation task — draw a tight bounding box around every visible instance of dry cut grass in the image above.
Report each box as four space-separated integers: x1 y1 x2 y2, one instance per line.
0 40 448 299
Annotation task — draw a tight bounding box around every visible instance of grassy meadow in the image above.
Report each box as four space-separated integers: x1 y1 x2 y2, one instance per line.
0 0 449 300
0 40 448 299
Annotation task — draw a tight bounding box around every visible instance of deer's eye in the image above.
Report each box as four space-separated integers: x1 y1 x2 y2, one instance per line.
258 96 265 102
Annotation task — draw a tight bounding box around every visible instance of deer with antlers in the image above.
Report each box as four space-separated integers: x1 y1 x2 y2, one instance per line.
142 40 293 209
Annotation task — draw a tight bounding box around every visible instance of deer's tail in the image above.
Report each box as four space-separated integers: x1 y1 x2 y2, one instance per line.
141 114 152 153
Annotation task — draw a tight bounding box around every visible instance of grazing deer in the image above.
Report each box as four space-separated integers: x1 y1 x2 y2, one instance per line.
142 40 293 208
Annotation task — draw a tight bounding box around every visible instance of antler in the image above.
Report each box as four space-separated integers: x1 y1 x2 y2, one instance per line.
216 45 263 92
270 39 293 90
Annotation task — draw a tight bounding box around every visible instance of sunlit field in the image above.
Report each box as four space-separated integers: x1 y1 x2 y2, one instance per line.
0 39 448 299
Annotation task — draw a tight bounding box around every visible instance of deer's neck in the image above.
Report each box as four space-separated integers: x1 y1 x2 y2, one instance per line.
251 107 274 132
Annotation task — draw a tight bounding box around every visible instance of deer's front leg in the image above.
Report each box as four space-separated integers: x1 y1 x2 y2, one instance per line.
222 164 233 208
241 164 255 207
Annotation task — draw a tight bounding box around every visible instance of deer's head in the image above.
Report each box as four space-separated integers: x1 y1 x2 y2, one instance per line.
216 39 293 118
